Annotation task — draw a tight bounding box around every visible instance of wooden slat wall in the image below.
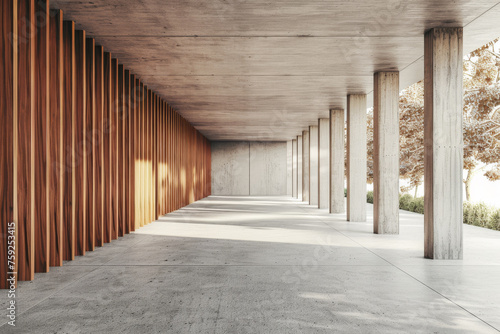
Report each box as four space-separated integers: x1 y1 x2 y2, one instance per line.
0 0 211 289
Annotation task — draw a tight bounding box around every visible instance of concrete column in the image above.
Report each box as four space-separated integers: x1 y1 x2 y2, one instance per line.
302 130 310 202
297 135 303 199
373 72 400 234
287 140 293 196
292 139 298 198
318 119 329 209
330 109 345 213
424 28 463 260
347 95 367 222
309 125 319 206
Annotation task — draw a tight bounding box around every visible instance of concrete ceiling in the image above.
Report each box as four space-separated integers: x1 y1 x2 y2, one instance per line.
52 0 500 141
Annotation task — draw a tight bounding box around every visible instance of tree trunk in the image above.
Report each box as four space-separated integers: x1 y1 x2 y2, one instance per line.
414 185 419 198
464 169 474 202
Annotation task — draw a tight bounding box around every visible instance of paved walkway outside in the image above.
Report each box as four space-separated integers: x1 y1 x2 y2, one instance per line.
2 196 500 333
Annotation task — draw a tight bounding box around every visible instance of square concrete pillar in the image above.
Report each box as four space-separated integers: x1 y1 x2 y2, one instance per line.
297 135 303 200
318 119 329 209
302 130 310 202
347 95 367 222
373 72 400 234
287 140 293 196
309 125 319 206
424 28 463 259
330 109 345 213
292 139 298 198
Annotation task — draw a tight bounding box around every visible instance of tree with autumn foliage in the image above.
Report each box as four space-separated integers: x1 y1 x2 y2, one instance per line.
463 39 500 201
367 38 500 202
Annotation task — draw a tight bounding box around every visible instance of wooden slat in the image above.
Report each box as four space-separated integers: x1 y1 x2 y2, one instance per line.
102 51 111 243
134 78 141 230
117 64 124 237
110 58 118 239
62 20 75 261
152 93 157 220
124 69 130 234
74 29 86 257
48 9 63 268
146 88 151 224
94 45 103 247
129 75 136 232
16 0 35 280
34 0 49 273
85 37 95 251
1 0 16 289
140 83 145 227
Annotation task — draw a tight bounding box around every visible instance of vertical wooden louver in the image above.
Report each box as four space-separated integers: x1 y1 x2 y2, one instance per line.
0 0 212 289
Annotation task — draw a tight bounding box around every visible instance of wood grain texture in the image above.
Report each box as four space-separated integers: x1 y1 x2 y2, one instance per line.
139 82 144 228
34 0 50 273
74 29 86 257
102 51 111 243
129 74 135 232
16 0 35 281
48 9 63 268
1 0 212 289
117 64 124 237
1 0 16 288
124 69 130 234
85 37 95 251
94 45 103 247
110 58 118 239
62 20 75 261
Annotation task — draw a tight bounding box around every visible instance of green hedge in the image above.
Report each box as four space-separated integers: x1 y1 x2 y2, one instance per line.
363 191 499 231
367 191 374 204
384 193 500 231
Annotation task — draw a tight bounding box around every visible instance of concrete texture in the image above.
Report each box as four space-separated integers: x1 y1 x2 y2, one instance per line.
424 28 464 260
211 142 250 195
373 72 400 234
211 141 287 196
292 139 298 198
52 0 500 140
302 130 310 203
318 119 329 209
346 95 367 222
309 126 319 206
330 109 345 214
3 196 500 333
297 135 303 200
249 142 287 196
286 140 293 196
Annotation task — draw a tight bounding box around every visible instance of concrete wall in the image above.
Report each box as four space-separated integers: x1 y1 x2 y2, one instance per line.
211 141 287 196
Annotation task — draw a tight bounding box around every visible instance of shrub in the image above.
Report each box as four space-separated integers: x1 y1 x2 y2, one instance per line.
412 197 425 214
399 194 413 211
367 191 374 204
463 201 474 225
344 188 347 197
472 202 491 228
488 209 500 231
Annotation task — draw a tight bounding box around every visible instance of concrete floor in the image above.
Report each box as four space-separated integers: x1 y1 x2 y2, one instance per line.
2 196 500 333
